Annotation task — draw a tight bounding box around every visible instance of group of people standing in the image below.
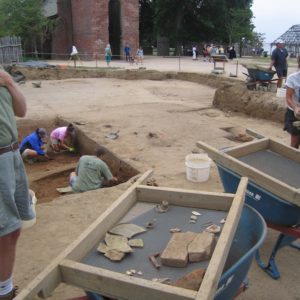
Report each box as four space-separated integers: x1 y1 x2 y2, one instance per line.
124 43 144 65
192 44 236 61
69 43 144 67
104 43 144 66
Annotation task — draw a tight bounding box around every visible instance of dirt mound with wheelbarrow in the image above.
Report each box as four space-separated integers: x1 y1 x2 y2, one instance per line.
213 81 286 123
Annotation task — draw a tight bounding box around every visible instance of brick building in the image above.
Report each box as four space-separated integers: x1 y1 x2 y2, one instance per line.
45 0 139 59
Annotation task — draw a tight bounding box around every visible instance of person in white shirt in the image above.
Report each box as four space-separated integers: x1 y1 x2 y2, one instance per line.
284 56 300 148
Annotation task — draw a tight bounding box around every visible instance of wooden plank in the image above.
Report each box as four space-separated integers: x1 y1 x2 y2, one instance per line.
15 170 153 300
136 186 234 211
56 186 73 193
197 141 300 206
269 139 300 163
222 138 269 158
245 128 265 139
60 259 196 300
196 177 247 300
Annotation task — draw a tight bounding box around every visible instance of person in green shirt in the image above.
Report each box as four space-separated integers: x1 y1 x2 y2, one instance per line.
69 148 118 193
0 66 34 300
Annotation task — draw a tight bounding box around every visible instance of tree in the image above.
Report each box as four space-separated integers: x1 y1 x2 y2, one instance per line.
0 0 53 55
139 0 155 46
140 0 254 54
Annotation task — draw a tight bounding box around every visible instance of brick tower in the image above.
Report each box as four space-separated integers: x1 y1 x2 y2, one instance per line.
52 0 139 59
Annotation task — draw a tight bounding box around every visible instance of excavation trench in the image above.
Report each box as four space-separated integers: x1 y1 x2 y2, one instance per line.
11 65 287 123
17 117 139 203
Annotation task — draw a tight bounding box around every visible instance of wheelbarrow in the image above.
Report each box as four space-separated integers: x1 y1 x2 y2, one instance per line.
242 64 277 90
197 137 300 280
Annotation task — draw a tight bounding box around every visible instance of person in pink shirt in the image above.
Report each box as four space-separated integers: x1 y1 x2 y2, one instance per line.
50 123 75 152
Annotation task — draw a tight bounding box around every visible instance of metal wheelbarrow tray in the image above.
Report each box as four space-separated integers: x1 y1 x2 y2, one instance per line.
197 139 300 279
242 64 276 90
16 171 266 300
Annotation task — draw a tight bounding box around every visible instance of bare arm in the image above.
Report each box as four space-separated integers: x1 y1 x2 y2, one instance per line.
286 87 300 114
0 70 26 117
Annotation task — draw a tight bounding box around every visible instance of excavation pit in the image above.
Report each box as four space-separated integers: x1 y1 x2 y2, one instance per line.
17 118 139 203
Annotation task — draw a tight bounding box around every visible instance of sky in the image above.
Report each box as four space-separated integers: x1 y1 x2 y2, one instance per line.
251 0 299 43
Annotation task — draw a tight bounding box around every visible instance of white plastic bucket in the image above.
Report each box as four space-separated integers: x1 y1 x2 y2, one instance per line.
276 88 286 98
185 153 212 182
22 189 37 230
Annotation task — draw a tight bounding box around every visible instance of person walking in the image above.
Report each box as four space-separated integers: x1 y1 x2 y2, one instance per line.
192 45 197 60
284 56 300 148
69 148 118 193
69 45 81 68
269 39 288 88
0 66 35 300
104 44 112 67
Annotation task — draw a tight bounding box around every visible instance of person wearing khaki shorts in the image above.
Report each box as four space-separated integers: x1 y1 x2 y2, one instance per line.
0 66 35 300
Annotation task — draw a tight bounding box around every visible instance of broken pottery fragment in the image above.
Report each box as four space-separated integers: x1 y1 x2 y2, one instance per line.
152 278 171 284
109 223 146 238
146 177 158 186
172 268 206 291
97 242 109 254
145 219 156 229
192 211 201 216
105 233 133 253
128 239 144 248
104 250 125 261
170 228 181 233
205 224 221 234
155 200 169 213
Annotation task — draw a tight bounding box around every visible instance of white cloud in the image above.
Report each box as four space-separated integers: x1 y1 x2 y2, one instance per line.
251 0 300 43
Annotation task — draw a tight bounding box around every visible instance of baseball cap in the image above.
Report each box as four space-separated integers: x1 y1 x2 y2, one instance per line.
37 128 47 137
275 39 284 44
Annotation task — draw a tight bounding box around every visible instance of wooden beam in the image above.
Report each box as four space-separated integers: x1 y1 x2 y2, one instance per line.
196 177 247 300
245 128 265 139
136 186 234 211
60 259 196 300
15 170 152 300
220 138 269 158
197 141 300 206
269 139 300 163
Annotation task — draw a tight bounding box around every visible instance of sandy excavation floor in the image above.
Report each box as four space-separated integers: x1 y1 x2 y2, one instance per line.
13 60 300 300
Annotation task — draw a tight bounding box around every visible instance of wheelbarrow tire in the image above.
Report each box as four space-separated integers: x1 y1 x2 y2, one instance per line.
246 78 256 90
246 83 256 90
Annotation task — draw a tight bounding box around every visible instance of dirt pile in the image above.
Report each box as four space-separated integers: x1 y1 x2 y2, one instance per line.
213 82 286 123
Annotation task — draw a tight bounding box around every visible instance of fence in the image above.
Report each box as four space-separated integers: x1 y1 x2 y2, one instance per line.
0 36 22 64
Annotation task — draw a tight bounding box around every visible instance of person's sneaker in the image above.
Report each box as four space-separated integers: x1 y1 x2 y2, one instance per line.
0 286 18 299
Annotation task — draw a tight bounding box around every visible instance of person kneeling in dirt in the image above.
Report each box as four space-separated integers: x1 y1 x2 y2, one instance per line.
20 128 50 163
50 123 75 153
69 148 118 193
